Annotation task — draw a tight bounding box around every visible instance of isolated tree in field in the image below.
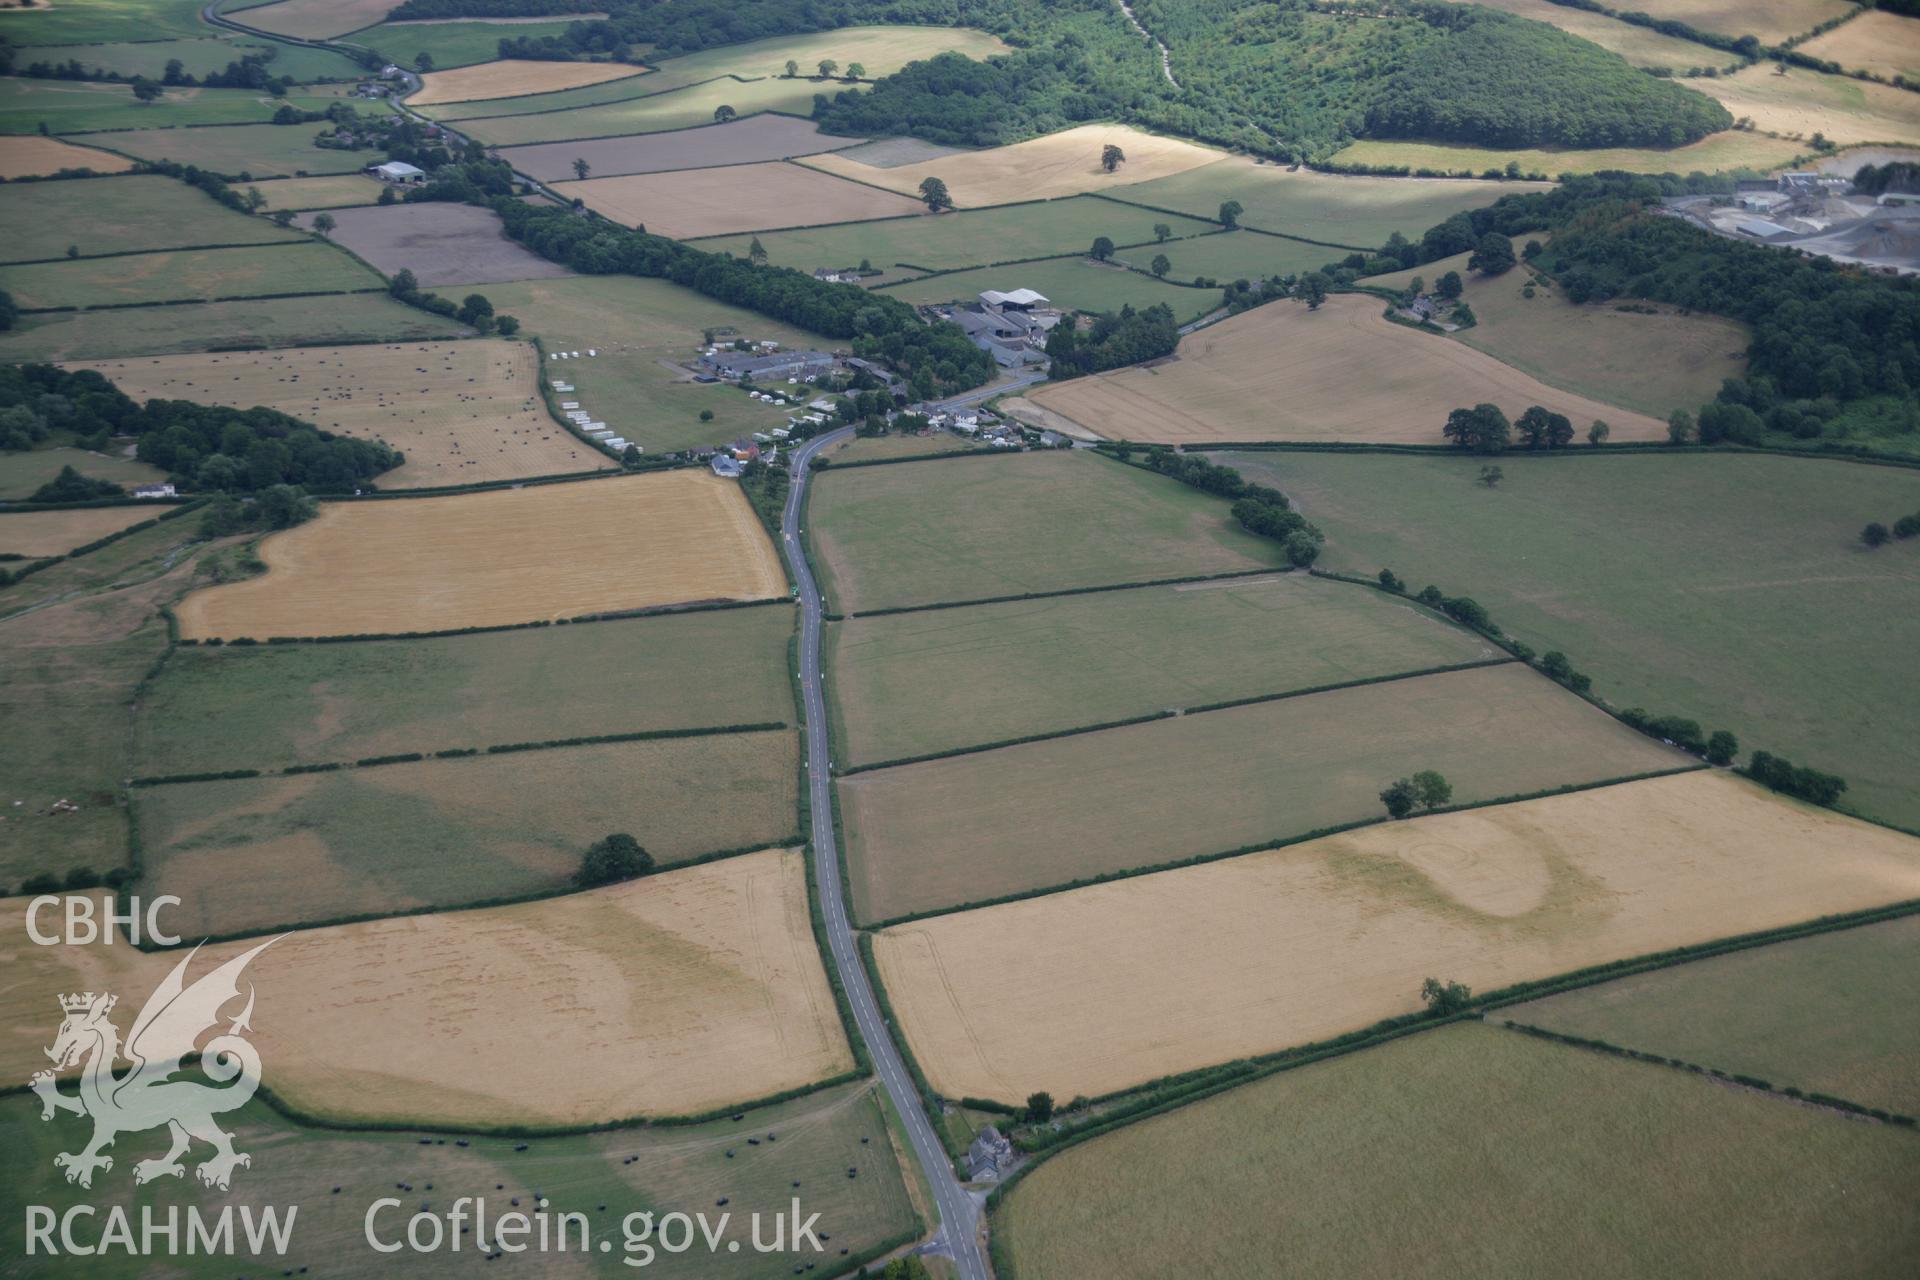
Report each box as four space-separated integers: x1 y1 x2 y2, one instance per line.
1153 222 1171 242
1420 977 1472 1016
1150 253 1171 278
918 175 952 212
1478 464 1503 488
572 156 591 181
1468 232 1515 275
845 62 864 80
784 59 799 78
1410 770 1452 810
1298 271 1330 310
1380 778 1418 819
131 78 163 104
1090 236 1115 261
1706 729 1739 766
1218 199 1243 228
1435 270 1463 300
1101 143 1126 173
713 103 736 123
64 244 78 259
699 408 715 422
1863 521 1891 547
748 235 768 266
414 51 434 72
1442 403 1510 455
1024 1091 1054 1124
310 212 337 239
1588 418 1611 446
575 833 653 887
1667 408 1695 444
817 59 837 79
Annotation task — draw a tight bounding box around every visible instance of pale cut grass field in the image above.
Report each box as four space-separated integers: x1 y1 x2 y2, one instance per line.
1 851 850 1127
0 134 132 178
804 124 1225 207
556 160 926 239
1509 913 1920 1115
996 1022 1920 1280
0 504 166 557
244 174 386 210
874 771 1920 1102
173 471 785 639
0 243 379 309
1447 0 1723 70
1028 293 1667 445
407 58 647 106
1331 131 1807 176
1696 63 1920 147
236 0 402 40
1798 10 1920 82
74 340 606 489
842 662 1686 922
1610 0 1857 45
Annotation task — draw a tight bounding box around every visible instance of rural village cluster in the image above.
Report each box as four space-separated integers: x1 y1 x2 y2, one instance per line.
2 0 1918 1277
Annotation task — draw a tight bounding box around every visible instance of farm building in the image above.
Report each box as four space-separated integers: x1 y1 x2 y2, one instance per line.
967 1125 1014 1180
369 161 427 185
980 288 1049 311
700 349 837 380
131 483 177 499
711 455 745 477
813 268 863 284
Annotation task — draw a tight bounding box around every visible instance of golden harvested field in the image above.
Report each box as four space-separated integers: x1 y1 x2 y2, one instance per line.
1798 11 1920 82
1 851 853 1126
1612 0 1856 45
0 504 165 557
1331 131 1807 177
245 173 386 210
1029 293 1667 445
1367 246 1750 419
1448 0 1719 70
557 161 926 239
873 771 1920 1102
72 340 607 489
0 134 132 178
407 58 647 107
237 0 403 40
1695 63 1920 147
173 470 785 639
803 124 1225 207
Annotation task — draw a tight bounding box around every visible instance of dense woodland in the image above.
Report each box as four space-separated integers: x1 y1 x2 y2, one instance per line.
0 366 399 495
491 199 995 398
1044 303 1180 377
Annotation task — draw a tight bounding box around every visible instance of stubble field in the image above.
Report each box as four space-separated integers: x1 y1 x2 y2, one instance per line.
1330 131 1807 177
245 173 386 210
1695 63 1920 147
75 340 605 489
0 134 132 178
841 662 1686 922
874 771 1920 1101
173 471 785 639
1609 0 1857 45
0 504 168 557
1450 0 1720 70
1797 10 1920 82
808 451 1285 614
1027 294 1667 445
407 58 648 107
994 1022 1920 1279
557 161 926 239
825 575 1498 766
235 0 402 40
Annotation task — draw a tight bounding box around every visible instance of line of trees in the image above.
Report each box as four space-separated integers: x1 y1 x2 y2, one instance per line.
1744 751 1847 808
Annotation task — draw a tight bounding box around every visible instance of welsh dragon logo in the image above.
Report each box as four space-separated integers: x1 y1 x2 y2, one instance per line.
31 939 276 1191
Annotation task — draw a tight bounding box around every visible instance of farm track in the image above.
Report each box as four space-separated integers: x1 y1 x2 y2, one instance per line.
1115 0 1180 87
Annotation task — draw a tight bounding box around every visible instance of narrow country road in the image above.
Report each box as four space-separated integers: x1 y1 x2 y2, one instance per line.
783 426 992 1280
1115 0 1179 88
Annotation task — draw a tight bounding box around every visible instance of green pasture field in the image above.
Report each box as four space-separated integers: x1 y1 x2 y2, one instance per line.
244 172 386 209
808 451 1286 615
819 430 987 464
1115 228 1334 284
1224 451 1920 830
78 122 372 177
1366 245 1751 419
994 1023 1920 1280
0 241 380 308
0 506 205 616
481 274 833 455
874 256 1216 323
1330 130 1807 177
0 76 347 134
353 18 599 69
0 0 211 46
839 662 1683 921
1510 913 1920 1115
825 573 1499 766
691 197 1215 275
424 25 1010 122
19 35 360 81
0 172 303 262
0 291 469 362
134 729 801 938
0 444 166 499
138 604 796 774
0 1080 921 1279
1105 160 1546 249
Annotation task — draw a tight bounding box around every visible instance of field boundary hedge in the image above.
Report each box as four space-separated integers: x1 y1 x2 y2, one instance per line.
127 721 789 787
1497 1019 1917 1127
845 565 1290 619
176 591 793 645
860 763 1706 930
813 444 1008 470
18 286 388 316
1174 438 1920 471
0 498 206 590
838 657 1515 776
0 238 311 268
